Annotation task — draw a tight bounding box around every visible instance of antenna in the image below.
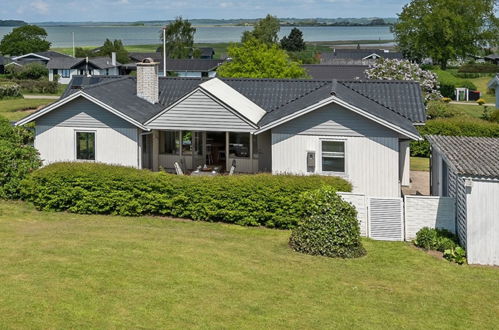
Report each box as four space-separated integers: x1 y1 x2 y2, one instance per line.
163 26 167 77
72 32 75 57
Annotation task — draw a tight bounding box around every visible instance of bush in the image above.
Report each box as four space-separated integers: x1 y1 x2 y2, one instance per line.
0 82 21 99
443 247 467 265
0 117 41 199
414 227 459 252
289 186 366 258
21 162 352 229
458 63 499 74
477 98 486 105
411 117 499 157
489 109 499 123
10 79 57 94
5 63 48 80
426 101 455 119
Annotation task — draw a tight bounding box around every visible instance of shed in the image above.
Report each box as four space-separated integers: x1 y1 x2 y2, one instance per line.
427 135 499 266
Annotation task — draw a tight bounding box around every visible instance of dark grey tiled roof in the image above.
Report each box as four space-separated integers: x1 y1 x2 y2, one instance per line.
302 64 367 80
47 56 120 69
35 51 72 58
426 135 499 178
321 50 403 61
0 56 11 65
128 52 223 72
59 76 425 135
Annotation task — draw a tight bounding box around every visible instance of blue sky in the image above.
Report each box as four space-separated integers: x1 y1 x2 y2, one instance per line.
1 0 410 22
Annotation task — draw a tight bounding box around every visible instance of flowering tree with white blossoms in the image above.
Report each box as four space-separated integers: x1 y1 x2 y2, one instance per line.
365 58 442 104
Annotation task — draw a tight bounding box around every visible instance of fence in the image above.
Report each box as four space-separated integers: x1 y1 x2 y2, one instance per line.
339 192 456 241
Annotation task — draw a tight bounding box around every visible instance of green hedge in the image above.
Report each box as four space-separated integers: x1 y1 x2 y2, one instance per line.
458 63 499 74
21 162 352 229
411 117 499 157
0 79 58 94
0 82 21 99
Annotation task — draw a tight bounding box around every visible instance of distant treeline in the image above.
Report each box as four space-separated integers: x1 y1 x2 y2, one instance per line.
0 20 27 27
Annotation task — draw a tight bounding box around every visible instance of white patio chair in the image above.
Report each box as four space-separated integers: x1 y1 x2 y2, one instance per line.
229 160 236 176
174 162 184 175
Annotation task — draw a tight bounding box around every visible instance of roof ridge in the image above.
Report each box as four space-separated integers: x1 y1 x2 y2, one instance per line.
265 80 332 113
337 80 414 121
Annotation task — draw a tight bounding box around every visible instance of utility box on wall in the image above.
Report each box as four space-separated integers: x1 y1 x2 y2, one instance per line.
307 151 315 173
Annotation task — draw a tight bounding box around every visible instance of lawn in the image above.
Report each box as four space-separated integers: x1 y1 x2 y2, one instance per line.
0 98 52 121
448 103 486 119
0 200 498 329
410 156 429 171
470 76 496 104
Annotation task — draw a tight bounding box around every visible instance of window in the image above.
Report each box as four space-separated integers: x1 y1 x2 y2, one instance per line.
61 69 70 78
321 140 345 173
76 131 95 160
182 131 192 155
159 131 180 154
252 134 259 159
106 69 109 75
229 132 250 158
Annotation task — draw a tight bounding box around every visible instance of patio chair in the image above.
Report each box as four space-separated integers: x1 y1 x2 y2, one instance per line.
229 160 236 176
174 162 184 175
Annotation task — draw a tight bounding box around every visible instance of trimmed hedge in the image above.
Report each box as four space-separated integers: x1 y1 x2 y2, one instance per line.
411 117 499 157
21 162 352 229
458 63 499 74
289 186 366 258
0 79 58 94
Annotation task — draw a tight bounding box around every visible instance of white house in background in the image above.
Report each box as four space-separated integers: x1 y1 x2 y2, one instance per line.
16 59 426 198
47 53 121 84
427 135 499 266
488 74 499 108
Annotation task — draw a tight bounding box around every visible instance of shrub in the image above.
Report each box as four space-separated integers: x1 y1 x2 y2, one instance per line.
443 247 467 265
21 162 352 229
410 117 499 157
414 227 460 252
441 97 452 103
13 79 58 94
426 101 455 119
0 117 41 199
477 98 485 105
0 82 21 99
289 186 366 258
458 63 499 74
489 109 499 123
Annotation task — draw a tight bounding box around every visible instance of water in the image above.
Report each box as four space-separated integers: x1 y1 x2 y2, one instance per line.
0 25 394 48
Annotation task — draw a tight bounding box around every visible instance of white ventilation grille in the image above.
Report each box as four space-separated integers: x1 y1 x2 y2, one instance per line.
368 198 403 241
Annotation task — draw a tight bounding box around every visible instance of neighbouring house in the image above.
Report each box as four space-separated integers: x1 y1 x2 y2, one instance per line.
47 54 121 84
427 135 499 266
484 53 499 65
302 64 368 80
16 59 425 198
6 51 72 68
488 74 499 108
198 47 215 59
127 52 223 77
320 48 404 65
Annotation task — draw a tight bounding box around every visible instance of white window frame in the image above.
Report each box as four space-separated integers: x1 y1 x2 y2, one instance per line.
61 69 71 78
319 138 347 176
74 130 97 161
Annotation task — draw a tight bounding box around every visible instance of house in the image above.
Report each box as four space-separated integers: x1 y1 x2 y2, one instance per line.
16 59 426 198
320 48 404 65
427 135 499 266
7 51 72 68
199 47 215 59
487 74 499 108
47 54 121 84
302 64 368 80
484 54 499 65
127 52 223 77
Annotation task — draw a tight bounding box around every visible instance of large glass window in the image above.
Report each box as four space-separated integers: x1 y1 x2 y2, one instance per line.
229 132 250 158
252 134 259 159
76 131 95 160
182 131 193 155
193 132 203 156
61 69 70 78
160 131 180 154
321 140 345 173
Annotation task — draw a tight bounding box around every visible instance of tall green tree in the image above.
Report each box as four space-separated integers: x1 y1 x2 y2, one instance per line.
217 38 307 79
0 25 51 56
393 0 499 69
280 28 306 52
241 14 280 44
160 17 196 59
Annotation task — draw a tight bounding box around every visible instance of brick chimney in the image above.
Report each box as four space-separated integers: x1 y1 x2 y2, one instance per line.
136 58 159 104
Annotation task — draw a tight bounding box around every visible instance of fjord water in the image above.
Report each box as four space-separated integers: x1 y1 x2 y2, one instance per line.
0 25 394 47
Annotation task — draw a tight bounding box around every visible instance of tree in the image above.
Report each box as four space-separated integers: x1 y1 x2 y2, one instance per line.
280 28 306 52
365 58 442 105
217 38 307 79
0 25 51 56
160 17 196 59
75 39 129 64
241 14 280 44
393 0 499 69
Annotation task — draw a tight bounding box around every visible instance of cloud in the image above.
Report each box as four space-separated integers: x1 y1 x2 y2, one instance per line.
17 0 49 15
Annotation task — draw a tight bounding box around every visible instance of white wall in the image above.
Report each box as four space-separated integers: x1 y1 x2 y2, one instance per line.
35 125 140 167
466 178 499 266
272 133 401 197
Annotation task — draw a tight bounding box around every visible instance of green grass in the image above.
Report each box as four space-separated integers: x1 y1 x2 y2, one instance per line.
447 103 488 119
410 157 430 171
0 200 498 328
0 98 52 121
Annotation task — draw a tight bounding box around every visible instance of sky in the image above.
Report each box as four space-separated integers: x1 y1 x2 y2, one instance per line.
0 0 410 22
